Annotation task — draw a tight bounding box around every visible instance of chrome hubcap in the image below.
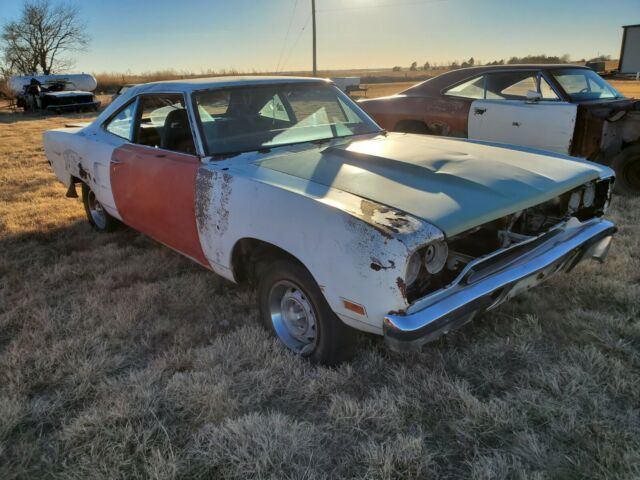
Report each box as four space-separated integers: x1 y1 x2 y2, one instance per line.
268 280 317 354
87 190 107 229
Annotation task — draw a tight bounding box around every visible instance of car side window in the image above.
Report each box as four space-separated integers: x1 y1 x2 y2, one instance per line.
485 72 535 100
134 94 197 155
496 74 537 99
486 71 560 101
444 76 485 99
105 100 137 140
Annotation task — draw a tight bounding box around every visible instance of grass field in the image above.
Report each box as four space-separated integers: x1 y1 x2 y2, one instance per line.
1 82 639 479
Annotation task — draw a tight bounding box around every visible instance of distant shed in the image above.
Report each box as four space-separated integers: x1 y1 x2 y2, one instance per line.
619 24 640 74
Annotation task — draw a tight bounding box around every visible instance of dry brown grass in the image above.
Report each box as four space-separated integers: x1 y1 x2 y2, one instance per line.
91 68 440 94
610 80 640 98
0 83 639 479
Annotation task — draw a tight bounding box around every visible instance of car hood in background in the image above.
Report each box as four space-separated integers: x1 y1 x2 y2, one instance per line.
257 133 604 237
43 90 94 98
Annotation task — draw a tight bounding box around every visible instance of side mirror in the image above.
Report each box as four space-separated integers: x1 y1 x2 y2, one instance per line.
526 90 542 103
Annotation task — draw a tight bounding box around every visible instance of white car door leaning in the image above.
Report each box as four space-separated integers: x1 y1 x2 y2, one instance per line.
467 99 577 154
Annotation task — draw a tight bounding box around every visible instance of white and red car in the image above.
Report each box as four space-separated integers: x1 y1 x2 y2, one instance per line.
44 77 616 364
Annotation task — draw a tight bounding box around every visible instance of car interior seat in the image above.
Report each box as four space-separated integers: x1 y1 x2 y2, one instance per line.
161 108 196 155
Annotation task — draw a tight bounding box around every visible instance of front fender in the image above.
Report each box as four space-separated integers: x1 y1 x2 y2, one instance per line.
194 164 442 334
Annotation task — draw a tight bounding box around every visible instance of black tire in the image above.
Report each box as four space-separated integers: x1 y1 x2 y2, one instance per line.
612 145 640 196
257 258 356 365
82 183 117 232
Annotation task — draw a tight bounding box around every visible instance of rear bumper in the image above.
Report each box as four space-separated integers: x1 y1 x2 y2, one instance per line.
383 218 616 353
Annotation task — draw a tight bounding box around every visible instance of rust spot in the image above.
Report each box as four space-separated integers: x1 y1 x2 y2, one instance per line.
396 277 407 299
195 168 234 264
370 258 395 271
216 172 233 236
195 168 233 236
195 168 214 228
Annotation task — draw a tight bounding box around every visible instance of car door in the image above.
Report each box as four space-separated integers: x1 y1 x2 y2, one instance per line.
79 97 140 217
109 93 209 266
467 71 577 154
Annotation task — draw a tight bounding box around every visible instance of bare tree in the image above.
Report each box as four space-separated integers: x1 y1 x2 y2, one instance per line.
1 0 88 76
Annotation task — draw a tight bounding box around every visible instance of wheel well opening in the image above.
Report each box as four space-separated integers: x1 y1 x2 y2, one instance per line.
231 238 305 285
393 119 429 134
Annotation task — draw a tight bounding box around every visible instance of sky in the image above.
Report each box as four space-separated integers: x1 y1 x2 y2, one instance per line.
1 0 638 74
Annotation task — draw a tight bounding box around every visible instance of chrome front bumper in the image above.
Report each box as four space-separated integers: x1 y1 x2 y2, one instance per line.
384 218 616 353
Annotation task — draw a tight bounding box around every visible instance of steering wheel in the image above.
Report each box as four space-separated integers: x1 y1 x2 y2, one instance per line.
579 87 590 93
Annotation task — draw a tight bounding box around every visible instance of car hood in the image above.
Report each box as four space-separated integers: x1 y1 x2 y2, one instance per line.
257 133 605 237
43 90 93 97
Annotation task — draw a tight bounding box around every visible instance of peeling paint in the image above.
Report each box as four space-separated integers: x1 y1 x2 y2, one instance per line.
195 168 215 229
354 198 424 239
195 167 235 265
370 258 395 271
216 172 234 236
396 277 407 300
63 149 81 177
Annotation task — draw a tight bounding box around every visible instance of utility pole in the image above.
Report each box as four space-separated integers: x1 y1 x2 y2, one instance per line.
311 0 317 76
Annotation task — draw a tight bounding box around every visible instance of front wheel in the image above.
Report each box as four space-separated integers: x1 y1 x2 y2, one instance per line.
257 258 355 365
82 183 117 232
612 145 640 196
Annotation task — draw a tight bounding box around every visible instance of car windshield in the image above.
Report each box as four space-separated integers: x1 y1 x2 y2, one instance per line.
551 68 622 101
193 82 381 156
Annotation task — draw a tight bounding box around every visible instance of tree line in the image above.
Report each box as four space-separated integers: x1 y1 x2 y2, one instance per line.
393 53 613 72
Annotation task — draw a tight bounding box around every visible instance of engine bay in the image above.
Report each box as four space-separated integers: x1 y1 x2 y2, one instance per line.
406 178 613 303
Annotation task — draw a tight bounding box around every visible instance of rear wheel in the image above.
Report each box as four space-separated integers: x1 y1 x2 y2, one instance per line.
257 258 355 365
612 145 640 196
82 183 117 232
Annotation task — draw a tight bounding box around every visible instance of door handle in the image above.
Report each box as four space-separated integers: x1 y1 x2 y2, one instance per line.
110 159 125 165
474 108 487 115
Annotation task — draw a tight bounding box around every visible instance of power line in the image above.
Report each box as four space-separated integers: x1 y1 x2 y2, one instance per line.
312 0 317 76
317 0 448 13
279 14 311 73
276 0 299 73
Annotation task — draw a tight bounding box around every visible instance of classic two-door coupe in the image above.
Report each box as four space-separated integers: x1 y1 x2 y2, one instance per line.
359 65 640 194
44 76 617 364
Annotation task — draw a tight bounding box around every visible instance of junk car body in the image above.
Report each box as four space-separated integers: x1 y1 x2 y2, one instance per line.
359 65 640 194
11 74 100 113
43 76 616 364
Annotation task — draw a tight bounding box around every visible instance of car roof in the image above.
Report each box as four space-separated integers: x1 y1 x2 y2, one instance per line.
130 76 329 95
403 64 590 94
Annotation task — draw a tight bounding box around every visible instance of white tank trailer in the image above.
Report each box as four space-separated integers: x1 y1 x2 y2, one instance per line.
9 73 100 113
8 73 97 95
